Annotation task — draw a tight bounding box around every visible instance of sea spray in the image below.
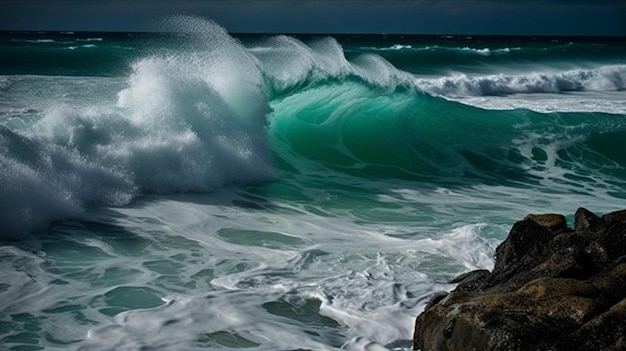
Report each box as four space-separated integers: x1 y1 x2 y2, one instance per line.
113 16 275 191
250 35 415 96
0 18 275 238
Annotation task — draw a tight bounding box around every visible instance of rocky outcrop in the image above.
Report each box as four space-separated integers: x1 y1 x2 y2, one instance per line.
413 208 626 351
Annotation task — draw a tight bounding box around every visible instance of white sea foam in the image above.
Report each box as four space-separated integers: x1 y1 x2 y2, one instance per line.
0 18 275 238
24 39 56 43
69 194 498 350
67 44 98 50
415 64 626 97
390 44 412 50
0 76 10 90
454 46 507 56
363 45 512 56
454 91 626 114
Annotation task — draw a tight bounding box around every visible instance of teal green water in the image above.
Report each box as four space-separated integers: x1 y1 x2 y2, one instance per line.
1 18 625 350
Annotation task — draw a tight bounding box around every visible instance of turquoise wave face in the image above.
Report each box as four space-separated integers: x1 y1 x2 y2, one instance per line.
268 78 626 194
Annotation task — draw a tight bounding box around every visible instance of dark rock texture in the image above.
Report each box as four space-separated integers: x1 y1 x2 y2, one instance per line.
413 207 626 351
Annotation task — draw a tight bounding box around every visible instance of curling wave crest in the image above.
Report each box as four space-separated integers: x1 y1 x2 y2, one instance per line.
0 19 274 238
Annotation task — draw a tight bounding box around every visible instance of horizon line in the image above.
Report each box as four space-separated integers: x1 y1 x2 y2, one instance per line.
1 29 625 39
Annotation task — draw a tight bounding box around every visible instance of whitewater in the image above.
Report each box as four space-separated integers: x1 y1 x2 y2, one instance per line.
1 17 625 350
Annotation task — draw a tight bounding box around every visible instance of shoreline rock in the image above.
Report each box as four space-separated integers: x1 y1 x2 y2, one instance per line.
413 207 626 351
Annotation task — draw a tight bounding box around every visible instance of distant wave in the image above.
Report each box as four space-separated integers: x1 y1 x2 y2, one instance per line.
1 40 139 76
11 39 58 43
391 44 412 50
423 46 514 56
415 65 626 96
67 44 98 50
249 36 625 97
362 44 515 56
11 37 103 44
455 46 513 56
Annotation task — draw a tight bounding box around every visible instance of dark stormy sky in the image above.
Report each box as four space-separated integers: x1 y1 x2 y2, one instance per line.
1 0 625 35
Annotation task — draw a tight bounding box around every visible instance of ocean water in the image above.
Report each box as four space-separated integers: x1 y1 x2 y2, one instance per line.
1 17 626 350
